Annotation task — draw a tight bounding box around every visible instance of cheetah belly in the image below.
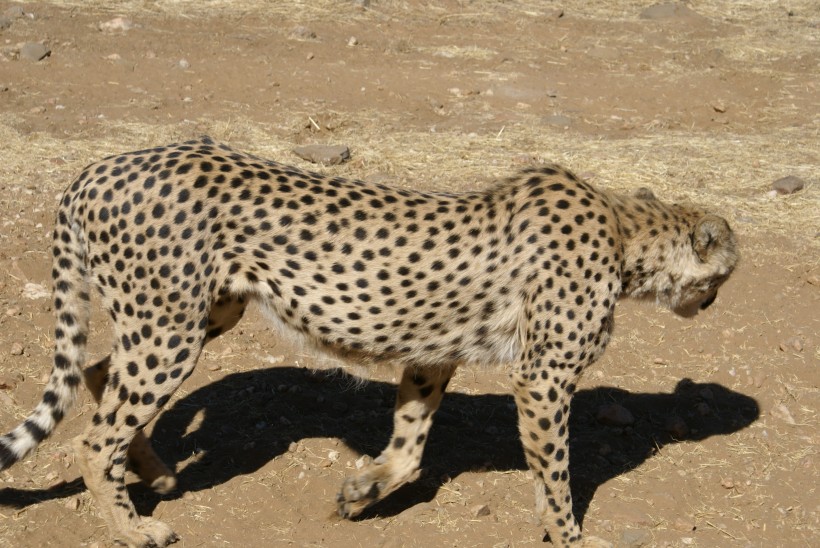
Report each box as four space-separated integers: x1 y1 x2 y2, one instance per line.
253 277 524 371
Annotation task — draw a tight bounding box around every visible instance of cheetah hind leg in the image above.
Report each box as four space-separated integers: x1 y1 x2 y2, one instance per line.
337 363 457 518
81 295 247 495
84 358 177 495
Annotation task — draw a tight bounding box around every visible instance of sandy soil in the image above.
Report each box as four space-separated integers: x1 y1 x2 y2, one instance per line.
0 1 817 547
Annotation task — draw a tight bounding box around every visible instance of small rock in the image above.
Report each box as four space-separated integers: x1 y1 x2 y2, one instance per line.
664 416 689 438
807 274 820 286
779 337 803 352
720 478 735 489
206 363 221 371
771 175 805 195
542 114 572 128
672 516 696 532
64 496 81 510
712 102 727 113
293 145 350 166
327 450 340 462
347 36 358 47
290 26 316 40
10 343 24 356
4 6 25 18
596 403 635 426
471 504 492 517
620 528 651 547
98 17 134 32
178 58 190 69
20 42 50 62
5 307 20 317
652 357 667 365
0 375 17 390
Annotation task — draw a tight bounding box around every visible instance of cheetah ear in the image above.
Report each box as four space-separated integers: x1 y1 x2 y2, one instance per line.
692 215 734 262
633 187 657 201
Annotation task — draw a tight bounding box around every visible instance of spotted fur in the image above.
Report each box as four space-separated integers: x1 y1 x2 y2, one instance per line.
0 137 737 547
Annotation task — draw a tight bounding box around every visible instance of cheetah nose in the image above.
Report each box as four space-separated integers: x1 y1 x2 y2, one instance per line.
699 292 717 310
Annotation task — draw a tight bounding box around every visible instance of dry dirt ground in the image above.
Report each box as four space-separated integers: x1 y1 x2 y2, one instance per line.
0 1 817 547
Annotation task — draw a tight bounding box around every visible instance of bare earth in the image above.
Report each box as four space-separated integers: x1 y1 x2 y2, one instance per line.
0 1 817 547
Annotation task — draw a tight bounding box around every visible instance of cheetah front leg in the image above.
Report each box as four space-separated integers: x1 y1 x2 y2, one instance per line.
513 351 611 548
337 363 457 518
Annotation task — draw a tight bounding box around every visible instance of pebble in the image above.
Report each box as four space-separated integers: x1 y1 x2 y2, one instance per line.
672 516 696 532
771 175 805 195
620 528 651 547
206 363 221 371
720 477 735 489
20 42 50 62
293 145 350 166
471 503 491 517
178 58 191 69
347 36 358 47
779 337 803 352
0 374 17 390
290 26 316 40
98 17 135 32
10 342 24 356
64 496 81 510
595 403 635 426
5 307 19 317
4 6 25 18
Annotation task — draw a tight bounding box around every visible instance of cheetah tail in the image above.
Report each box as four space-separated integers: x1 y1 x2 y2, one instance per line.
0 207 89 470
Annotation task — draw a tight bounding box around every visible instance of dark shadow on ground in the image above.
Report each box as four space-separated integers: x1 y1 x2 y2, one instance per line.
0 366 759 529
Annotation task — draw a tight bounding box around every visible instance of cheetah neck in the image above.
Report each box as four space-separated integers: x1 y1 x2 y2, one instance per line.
608 193 702 307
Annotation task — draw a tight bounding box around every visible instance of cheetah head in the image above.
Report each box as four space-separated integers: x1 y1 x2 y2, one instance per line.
669 214 739 317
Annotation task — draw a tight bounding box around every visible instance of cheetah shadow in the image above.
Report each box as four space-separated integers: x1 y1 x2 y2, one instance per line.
144 368 759 526
0 367 759 530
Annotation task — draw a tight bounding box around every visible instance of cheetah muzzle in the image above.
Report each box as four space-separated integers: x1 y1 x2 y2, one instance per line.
0 137 738 547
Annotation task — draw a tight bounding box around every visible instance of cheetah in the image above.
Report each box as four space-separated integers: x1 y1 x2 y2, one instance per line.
0 137 737 547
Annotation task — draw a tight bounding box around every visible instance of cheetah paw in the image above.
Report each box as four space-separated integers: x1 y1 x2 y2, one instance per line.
336 473 384 518
113 517 179 548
